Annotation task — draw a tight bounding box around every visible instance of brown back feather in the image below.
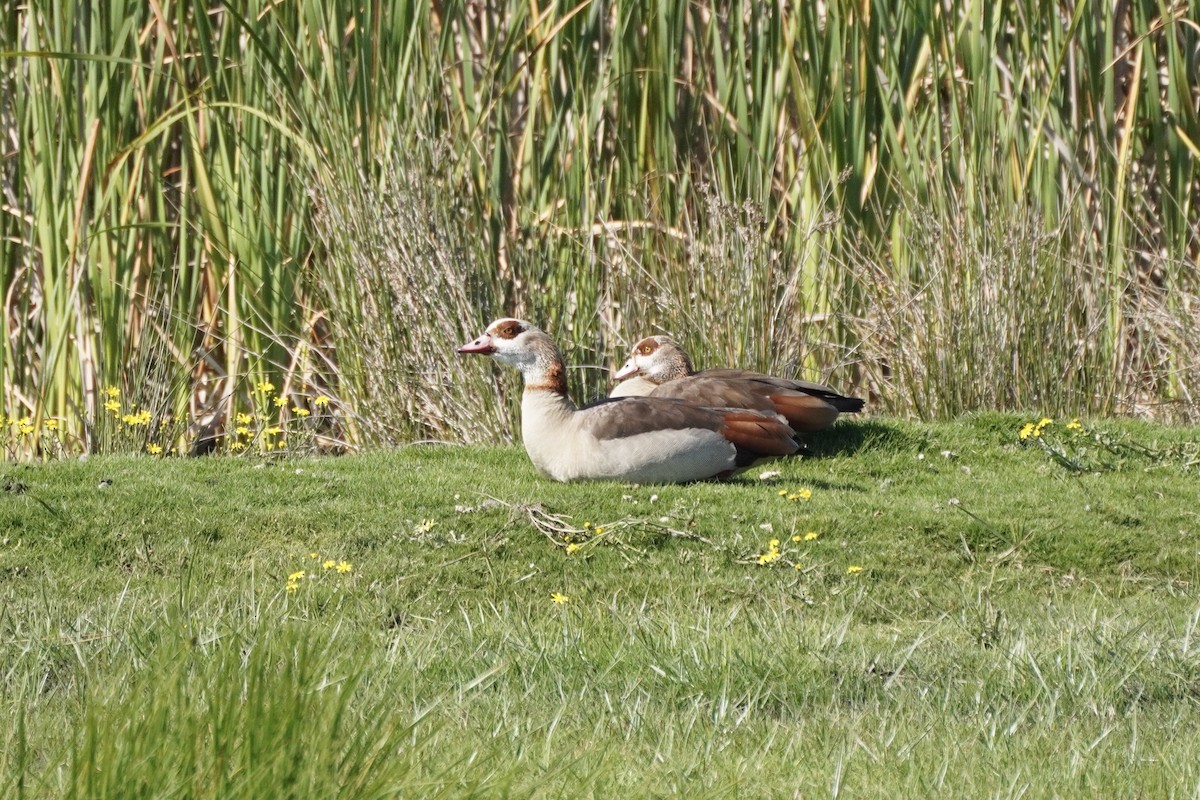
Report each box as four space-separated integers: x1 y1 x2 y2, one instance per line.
650 375 858 432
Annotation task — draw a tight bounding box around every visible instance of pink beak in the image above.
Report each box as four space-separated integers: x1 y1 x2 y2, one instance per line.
612 358 639 381
458 333 495 355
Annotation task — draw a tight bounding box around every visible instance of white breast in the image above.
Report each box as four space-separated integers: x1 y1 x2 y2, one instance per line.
608 375 658 398
521 391 736 482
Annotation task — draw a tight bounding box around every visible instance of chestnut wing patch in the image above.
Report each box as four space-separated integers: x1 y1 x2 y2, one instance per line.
720 409 801 463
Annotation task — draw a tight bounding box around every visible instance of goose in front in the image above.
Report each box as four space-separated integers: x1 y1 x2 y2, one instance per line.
610 335 864 432
458 319 798 483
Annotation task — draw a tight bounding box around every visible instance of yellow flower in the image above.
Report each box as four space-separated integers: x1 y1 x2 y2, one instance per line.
146 443 163 455
565 543 582 554
309 552 319 560
550 592 570 604
19 423 35 435
44 419 59 431
288 570 306 581
804 531 819 541
273 396 287 407
335 561 352 574
235 426 250 437
293 407 311 417
236 412 254 425
593 526 605 535
322 559 335 570
777 489 788 496
230 440 246 451
314 395 330 407
1018 422 1037 440
263 426 282 436
103 386 120 398
1038 417 1053 428
286 581 300 593
794 562 803 570
1066 418 1084 432
136 409 152 425
256 380 275 393
418 518 436 532
756 538 783 565
847 565 863 575
104 399 121 413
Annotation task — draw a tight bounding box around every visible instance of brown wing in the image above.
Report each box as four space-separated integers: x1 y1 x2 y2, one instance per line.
690 371 865 415
720 409 800 457
696 369 864 407
650 375 858 432
577 397 726 440
579 397 796 456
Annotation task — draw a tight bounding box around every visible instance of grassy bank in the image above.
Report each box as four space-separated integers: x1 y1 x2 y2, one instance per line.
2 415 1199 796
3 2 1199 457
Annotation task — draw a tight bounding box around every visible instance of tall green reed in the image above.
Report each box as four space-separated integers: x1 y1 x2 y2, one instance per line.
2 0 1197 456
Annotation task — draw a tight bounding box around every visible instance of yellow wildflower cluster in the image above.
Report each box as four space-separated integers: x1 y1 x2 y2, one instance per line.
100 386 171 454
562 520 608 555
122 409 153 427
233 372 335 455
757 538 783 565
1018 417 1055 440
286 552 353 594
777 487 813 502
753 529 827 571
4 415 38 436
550 592 570 605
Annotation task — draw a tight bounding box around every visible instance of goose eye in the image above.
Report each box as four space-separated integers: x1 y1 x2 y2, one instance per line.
640 344 653 355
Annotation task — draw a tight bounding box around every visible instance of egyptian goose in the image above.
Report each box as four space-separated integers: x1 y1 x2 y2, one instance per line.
458 319 798 483
611 335 864 432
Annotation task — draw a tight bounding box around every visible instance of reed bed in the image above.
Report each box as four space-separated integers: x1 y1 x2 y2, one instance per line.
2 0 1198 455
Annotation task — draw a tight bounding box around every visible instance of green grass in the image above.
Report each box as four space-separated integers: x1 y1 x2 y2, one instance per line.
3 415 1199 797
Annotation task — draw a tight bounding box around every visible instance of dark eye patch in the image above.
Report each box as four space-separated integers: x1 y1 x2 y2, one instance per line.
492 320 524 339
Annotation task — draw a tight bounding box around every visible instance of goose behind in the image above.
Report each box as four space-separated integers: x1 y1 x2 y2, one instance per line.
459 319 798 483
612 335 865 432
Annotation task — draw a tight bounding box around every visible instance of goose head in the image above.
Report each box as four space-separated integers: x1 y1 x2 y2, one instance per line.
613 335 694 384
459 318 567 393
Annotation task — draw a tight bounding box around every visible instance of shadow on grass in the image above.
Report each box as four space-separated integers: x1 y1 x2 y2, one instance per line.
800 419 924 459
